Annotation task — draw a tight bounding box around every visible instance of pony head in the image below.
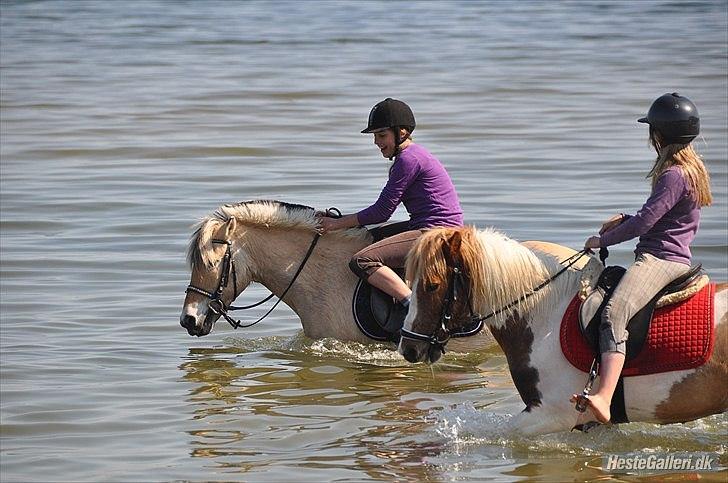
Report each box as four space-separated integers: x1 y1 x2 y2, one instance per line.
180 200 324 336
399 226 486 363
181 212 253 336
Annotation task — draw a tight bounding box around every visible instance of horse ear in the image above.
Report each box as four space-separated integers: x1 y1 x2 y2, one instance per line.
223 217 237 239
442 230 463 266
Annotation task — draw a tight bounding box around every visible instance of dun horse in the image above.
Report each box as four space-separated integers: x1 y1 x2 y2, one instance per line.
180 200 496 350
399 226 727 435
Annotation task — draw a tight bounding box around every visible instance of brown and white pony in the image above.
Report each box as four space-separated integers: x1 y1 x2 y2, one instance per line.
399 226 728 435
180 200 495 351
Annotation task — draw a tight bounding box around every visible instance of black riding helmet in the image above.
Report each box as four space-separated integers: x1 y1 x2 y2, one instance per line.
361 98 416 134
638 92 700 145
362 98 416 158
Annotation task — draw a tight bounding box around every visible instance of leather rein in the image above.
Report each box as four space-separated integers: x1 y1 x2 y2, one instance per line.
186 232 321 330
400 249 590 355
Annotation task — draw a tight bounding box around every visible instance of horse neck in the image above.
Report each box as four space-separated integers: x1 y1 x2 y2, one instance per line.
235 225 369 316
472 231 583 331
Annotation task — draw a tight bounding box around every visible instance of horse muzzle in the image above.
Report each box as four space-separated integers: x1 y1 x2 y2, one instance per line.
179 309 217 337
398 339 445 364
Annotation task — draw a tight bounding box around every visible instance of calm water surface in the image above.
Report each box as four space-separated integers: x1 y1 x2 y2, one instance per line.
1 1 726 481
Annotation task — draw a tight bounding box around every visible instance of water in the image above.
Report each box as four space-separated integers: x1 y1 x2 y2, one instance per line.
1 1 726 481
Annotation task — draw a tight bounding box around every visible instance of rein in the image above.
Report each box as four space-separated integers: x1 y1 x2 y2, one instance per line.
400 249 591 354
475 248 590 323
186 232 321 330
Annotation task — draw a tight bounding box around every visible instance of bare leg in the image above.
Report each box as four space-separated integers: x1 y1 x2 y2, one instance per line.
367 266 411 302
570 351 626 423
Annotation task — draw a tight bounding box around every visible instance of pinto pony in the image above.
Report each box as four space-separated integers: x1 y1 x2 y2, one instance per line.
398 226 728 435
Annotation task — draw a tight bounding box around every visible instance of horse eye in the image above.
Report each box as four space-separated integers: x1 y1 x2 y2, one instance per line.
425 282 440 293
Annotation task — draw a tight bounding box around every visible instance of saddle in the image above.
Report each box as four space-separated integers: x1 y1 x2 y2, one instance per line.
352 268 406 343
578 264 707 360
562 264 715 425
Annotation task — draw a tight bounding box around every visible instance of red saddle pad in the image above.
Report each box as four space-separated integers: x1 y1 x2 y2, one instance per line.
560 283 715 376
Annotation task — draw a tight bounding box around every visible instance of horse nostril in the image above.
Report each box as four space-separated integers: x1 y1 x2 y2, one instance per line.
402 346 421 363
180 314 196 329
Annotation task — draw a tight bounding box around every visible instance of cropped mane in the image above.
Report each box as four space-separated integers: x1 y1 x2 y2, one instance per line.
406 226 553 326
186 200 367 268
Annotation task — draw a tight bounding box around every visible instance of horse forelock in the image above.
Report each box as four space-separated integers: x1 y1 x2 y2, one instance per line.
187 200 369 268
406 227 455 288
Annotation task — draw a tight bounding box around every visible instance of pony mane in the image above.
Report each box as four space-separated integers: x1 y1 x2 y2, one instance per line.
406 226 553 326
186 200 367 268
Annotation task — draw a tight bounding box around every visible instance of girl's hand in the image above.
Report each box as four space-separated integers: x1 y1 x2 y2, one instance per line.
584 236 601 250
599 213 625 235
317 216 339 234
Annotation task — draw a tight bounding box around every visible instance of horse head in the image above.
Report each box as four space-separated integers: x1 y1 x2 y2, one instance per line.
399 227 485 363
181 215 253 336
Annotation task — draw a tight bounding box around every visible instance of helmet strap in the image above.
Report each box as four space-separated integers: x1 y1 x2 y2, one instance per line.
390 127 411 160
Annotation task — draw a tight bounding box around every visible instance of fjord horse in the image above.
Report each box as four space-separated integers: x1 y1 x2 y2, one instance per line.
398 226 727 435
179 200 495 351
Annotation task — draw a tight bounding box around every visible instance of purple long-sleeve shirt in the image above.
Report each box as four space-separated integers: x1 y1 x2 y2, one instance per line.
599 166 700 265
356 143 464 230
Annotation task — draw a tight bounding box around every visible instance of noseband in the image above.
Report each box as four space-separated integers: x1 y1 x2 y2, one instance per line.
400 249 590 356
399 265 484 356
186 233 321 329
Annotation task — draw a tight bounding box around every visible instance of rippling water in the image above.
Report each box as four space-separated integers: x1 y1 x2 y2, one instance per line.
1 1 726 481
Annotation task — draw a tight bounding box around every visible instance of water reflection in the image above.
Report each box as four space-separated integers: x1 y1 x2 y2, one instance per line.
178 338 492 479
177 336 727 479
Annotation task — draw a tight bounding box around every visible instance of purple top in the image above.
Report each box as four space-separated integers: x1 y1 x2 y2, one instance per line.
599 166 700 265
356 143 464 230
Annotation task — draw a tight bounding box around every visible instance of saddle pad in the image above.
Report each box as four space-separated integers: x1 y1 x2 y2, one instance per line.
560 283 715 376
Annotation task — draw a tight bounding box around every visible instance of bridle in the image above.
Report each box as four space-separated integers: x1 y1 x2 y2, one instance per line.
400 249 590 356
185 232 321 330
399 265 484 355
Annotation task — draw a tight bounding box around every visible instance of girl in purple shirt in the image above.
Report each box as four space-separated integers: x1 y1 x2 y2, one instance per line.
318 99 463 315
573 93 713 424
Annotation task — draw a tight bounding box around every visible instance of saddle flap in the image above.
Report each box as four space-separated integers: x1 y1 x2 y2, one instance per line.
351 269 406 343
370 287 396 329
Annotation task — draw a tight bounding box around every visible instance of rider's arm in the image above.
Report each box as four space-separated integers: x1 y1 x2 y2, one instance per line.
598 167 687 248
356 157 419 226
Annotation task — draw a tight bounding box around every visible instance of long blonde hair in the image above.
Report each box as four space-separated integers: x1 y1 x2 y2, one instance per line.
648 134 712 207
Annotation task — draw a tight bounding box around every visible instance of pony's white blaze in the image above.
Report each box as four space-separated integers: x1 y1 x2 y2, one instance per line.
401 281 419 333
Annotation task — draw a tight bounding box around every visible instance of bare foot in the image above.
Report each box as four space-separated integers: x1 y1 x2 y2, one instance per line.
570 393 611 423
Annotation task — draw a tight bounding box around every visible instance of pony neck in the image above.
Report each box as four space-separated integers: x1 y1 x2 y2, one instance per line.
471 229 580 329
236 224 369 313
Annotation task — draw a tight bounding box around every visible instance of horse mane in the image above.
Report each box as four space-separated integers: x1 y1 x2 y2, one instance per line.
186 200 368 268
406 226 553 326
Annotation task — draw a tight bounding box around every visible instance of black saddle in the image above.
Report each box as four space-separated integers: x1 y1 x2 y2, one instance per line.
581 264 704 361
352 268 406 343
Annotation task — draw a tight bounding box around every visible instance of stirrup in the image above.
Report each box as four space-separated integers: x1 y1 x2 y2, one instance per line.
575 358 599 413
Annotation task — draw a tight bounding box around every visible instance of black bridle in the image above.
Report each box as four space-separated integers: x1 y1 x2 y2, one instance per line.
186 232 321 330
399 265 484 355
400 249 590 355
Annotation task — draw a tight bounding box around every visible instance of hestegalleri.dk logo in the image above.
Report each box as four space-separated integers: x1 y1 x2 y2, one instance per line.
602 452 722 474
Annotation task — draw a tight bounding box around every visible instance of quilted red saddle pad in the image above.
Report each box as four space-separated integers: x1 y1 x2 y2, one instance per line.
560 283 715 376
